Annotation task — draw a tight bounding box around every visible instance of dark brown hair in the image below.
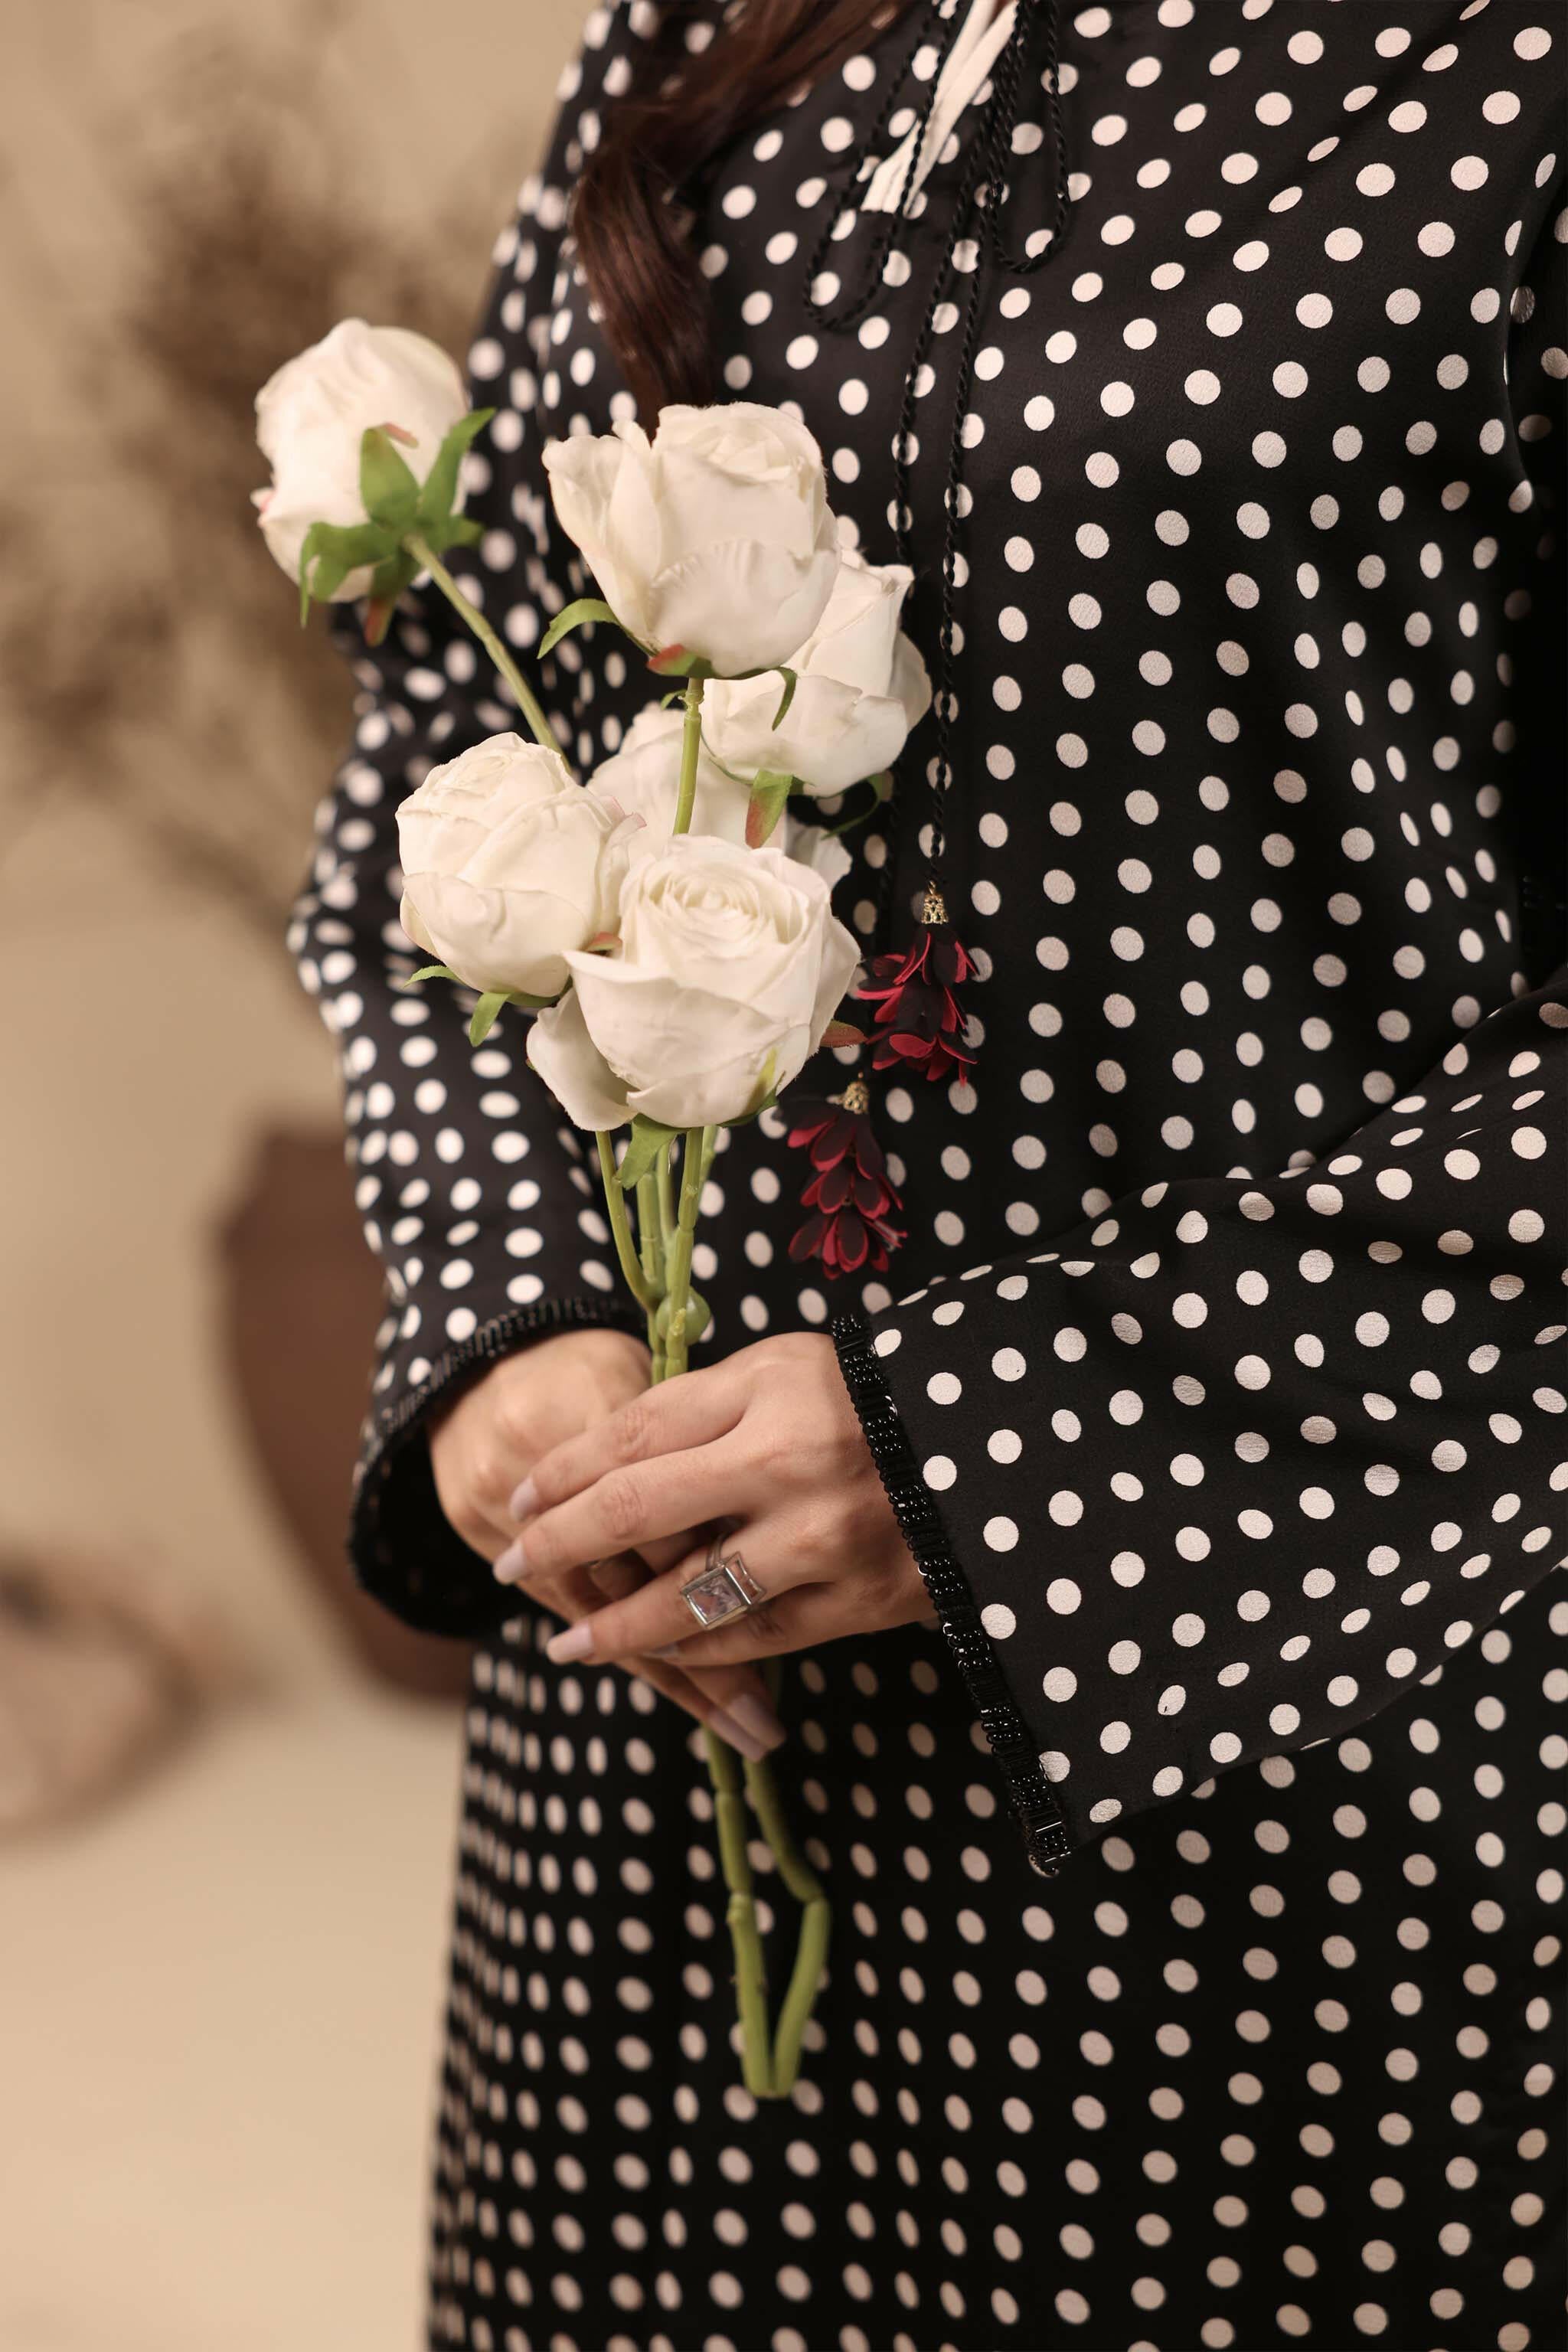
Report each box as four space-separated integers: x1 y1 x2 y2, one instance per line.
572 0 913 413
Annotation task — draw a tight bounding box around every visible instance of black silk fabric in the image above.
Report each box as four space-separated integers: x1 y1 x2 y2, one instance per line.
289 4 1567 2344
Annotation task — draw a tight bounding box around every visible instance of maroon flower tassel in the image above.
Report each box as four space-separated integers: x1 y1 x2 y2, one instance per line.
855 882 977 1086
786 1078 905 1278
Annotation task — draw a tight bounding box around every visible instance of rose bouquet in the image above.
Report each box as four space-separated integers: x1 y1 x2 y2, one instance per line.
256 322 931 2096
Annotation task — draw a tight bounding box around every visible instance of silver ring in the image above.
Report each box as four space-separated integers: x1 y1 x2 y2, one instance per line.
680 1538 766 1630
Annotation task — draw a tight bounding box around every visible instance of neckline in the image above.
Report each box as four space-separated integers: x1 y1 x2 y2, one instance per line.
860 0 1021 216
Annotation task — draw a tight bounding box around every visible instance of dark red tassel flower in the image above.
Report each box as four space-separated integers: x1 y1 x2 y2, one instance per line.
855 883 977 1086
786 1079 905 1278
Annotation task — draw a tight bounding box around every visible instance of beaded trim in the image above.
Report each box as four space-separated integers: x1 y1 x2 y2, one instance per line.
368 1291 645 1462
831 1310 1072 1879
352 1292 646 1607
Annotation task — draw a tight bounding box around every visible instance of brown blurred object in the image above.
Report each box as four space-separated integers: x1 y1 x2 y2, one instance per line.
217 1126 473 1698
0 5 517 939
0 1543 242 1835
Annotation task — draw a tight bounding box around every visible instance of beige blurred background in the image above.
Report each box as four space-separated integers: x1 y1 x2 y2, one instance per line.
0 3 580 2344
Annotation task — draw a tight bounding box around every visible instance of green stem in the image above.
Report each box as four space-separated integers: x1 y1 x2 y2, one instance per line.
671 674 707 836
742 1751 831 2096
594 1132 658 1312
403 531 560 760
703 1727 773 2099
655 1147 676 1259
642 1125 831 2102
636 1171 666 1383
635 1171 665 1294
662 1125 710 1378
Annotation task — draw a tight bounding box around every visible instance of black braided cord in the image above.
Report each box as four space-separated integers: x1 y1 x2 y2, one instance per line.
803 0 1070 942
808 27 1078 1880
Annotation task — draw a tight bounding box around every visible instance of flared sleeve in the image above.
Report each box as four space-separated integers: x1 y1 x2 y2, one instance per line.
835 176 1568 1875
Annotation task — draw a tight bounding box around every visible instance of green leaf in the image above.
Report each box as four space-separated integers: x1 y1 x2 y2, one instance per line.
540 596 621 658
468 991 511 1047
725 1088 779 1130
359 426 421 531
770 666 799 730
415 407 494 533
397 964 559 1014
615 1113 681 1193
362 548 421 642
297 521 327 625
308 550 355 608
871 768 895 803
296 518 396 619
438 514 485 549
745 769 794 849
713 1050 783 1133
368 548 420 606
744 1049 779 1120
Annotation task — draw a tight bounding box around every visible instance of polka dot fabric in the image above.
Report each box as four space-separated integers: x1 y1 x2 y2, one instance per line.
288 2 1568 2344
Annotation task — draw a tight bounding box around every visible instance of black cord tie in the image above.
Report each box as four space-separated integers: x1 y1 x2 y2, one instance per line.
807 0 1069 912
788 0 1073 1276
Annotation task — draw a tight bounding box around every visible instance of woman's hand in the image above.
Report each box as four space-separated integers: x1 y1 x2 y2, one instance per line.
426 1325 786 1755
501 1332 936 1668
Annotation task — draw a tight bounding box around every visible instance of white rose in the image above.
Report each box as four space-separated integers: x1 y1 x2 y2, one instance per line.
397 733 634 1000
541 403 841 676
784 818 854 893
590 706 750 856
528 837 859 1130
701 547 932 796
253 319 469 595
590 706 853 887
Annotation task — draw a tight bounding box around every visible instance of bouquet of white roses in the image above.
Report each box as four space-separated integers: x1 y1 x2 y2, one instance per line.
256 320 930 2096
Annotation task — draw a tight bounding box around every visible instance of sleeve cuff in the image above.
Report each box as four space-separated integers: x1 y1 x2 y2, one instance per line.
350 1291 648 1640
831 1309 1072 1880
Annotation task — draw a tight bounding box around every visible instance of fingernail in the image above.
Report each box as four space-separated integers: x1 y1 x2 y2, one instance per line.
546 1622 594 1664
710 1707 773 1762
719 1695 786 1755
492 1539 529 1585
508 1476 537 1521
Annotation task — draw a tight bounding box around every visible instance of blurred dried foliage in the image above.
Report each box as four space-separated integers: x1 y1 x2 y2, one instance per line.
0 4 519 938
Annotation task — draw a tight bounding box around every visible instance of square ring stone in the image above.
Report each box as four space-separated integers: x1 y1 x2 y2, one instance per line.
681 1556 765 1628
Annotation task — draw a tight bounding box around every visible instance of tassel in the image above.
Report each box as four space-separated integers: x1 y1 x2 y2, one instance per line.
786 1077 905 1278
854 882 978 1087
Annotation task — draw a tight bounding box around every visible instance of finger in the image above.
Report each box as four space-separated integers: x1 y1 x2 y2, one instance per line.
626 1657 783 1759
494 1512 710 1591
680 1656 785 1737
584 1553 648 1606
513 1439 759 1581
541 1530 720 1625
508 1362 750 1523
542 1530 812 1667
595 1548 789 1749
514 1550 785 1753
639 1527 712 1577
650 1581 872 1669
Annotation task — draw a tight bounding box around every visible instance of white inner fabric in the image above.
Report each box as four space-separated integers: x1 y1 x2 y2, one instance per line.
860 0 1020 215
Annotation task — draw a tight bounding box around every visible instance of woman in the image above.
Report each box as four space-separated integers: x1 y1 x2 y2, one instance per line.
291 2 1566 2344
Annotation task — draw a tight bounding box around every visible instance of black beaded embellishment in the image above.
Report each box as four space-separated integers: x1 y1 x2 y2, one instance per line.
832 1309 1072 1879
